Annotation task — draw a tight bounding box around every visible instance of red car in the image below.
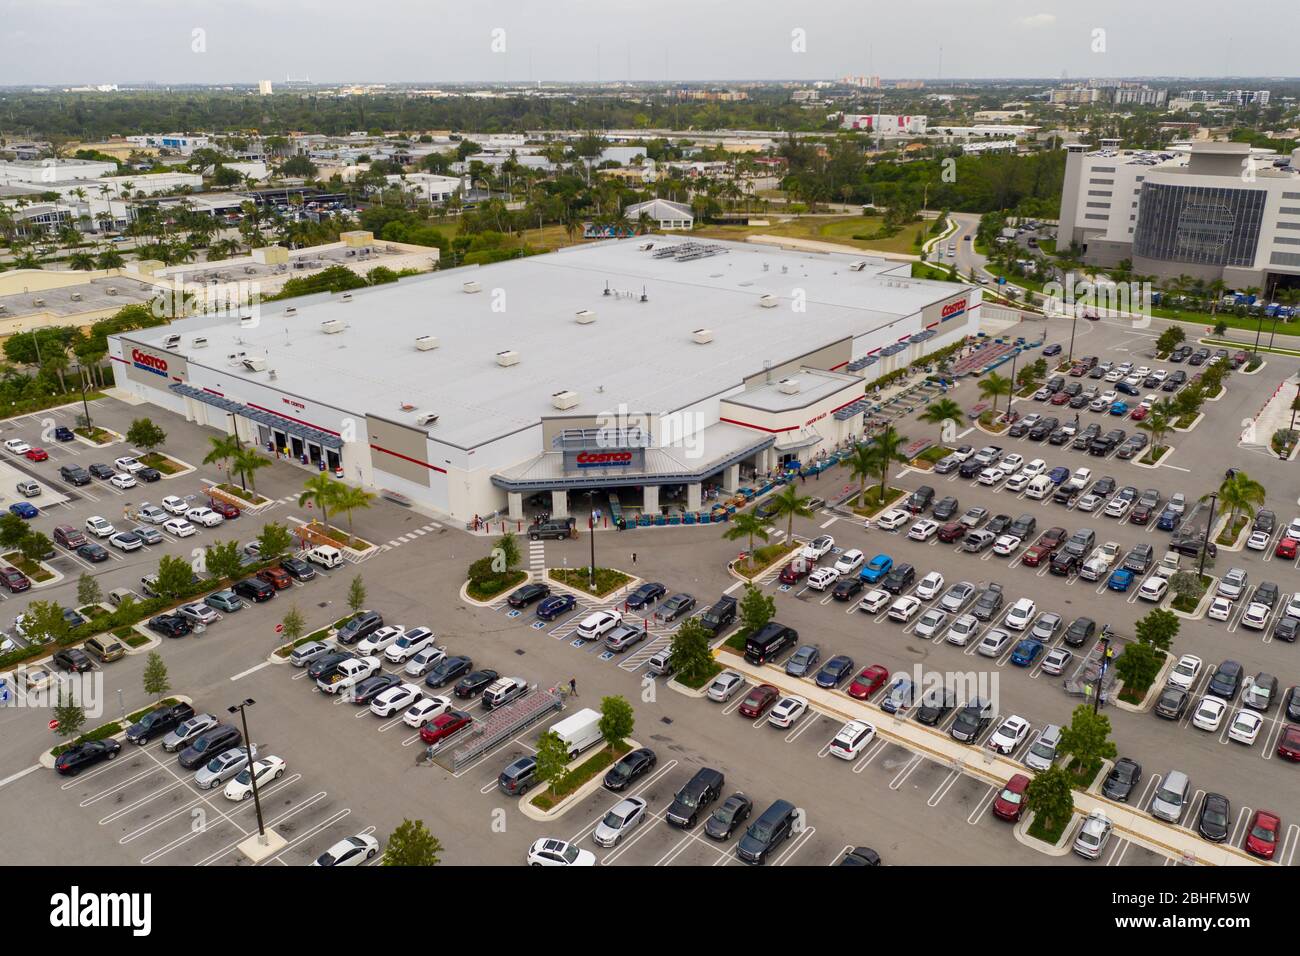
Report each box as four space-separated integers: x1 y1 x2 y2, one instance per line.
419 710 472 745
1244 809 1280 860
1276 537 1298 560
937 521 965 543
209 499 241 519
1277 725 1300 761
1049 391 1070 406
1021 543 1052 567
257 566 292 590
0 567 30 592
778 561 809 585
1069 365 1087 377
848 665 890 700
992 774 1031 821
24 447 48 462
1129 406 1148 422
738 684 780 718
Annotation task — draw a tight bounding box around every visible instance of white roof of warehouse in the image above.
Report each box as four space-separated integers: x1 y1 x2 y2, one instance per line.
127 237 961 449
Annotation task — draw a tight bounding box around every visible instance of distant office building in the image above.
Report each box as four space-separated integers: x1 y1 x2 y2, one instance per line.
624 199 694 231
1113 87 1167 107
258 80 274 95
839 114 928 136
125 133 211 155
1051 86 1100 105
1176 89 1270 107
0 158 117 185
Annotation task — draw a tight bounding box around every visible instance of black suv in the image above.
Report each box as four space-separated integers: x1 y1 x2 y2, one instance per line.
88 463 116 480
308 652 355 682
972 584 1004 621
148 614 193 638
698 595 738 634
336 610 384 645
736 799 797 865
666 767 724 828
232 578 275 603
950 698 995 742
1009 514 1037 539
126 702 196 745
59 464 91 486
881 563 916 595
931 496 959 521
178 725 243 770
528 520 574 541
905 486 936 513
1028 417 1059 441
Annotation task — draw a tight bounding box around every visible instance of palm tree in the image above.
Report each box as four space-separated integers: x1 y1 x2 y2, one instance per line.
298 472 339 528
1214 471 1265 538
1136 400 1174 460
845 442 876 506
332 485 375 537
768 483 815 542
977 371 1013 419
722 511 770 557
230 447 269 493
918 397 964 437
863 426 909 505
203 434 241 479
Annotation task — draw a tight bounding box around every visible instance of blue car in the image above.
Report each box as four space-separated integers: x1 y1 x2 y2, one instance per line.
536 594 577 621
1107 568 1135 592
53 426 74 441
1156 508 1179 532
815 655 855 689
1109 401 1129 416
859 553 893 583
1047 466 1070 485
1009 638 1044 667
8 502 37 519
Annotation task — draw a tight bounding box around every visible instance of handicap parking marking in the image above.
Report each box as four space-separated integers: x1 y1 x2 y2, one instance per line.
598 650 616 662
530 621 547 630
570 638 586 648
505 609 522 619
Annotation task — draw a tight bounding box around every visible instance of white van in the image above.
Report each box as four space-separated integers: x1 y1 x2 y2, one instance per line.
1024 475 1054 500
647 648 674 677
304 545 344 569
549 707 603 759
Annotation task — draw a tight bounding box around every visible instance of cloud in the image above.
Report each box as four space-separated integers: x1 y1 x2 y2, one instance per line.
1019 13 1057 27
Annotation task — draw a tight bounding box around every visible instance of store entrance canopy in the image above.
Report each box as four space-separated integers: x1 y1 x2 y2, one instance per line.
170 383 344 450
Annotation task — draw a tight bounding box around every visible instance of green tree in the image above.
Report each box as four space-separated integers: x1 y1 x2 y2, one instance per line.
534 730 570 793
382 818 444 866
1213 320 1228 336
298 472 338 526
738 581 775 635
1114 641 1164 696
862 425 909 503
598 695 635 749
977 370 1013 418
493 530 520 572
1169 569 1206 604
667 617 715 684
768 483 814 542
1058 704 1118 774
1136 400 1174 458
20 531 52 563
54 687 87 740
22 600 70 645
76 572 103 608
281 605 306 643
845 442 876 505
1134 608 1179 652
205 539 245 581
0 512 30 551
256 522 295 559
1214 470 1265 536
126 417 167 452
203 433 241 476
347 575 367 613
332 484 375 537
155 554 194 598
230 447 270 492
918 397 963 437
1155 326 1185 356
142 651 171 699
1024 765 1075 831
721 512 770 556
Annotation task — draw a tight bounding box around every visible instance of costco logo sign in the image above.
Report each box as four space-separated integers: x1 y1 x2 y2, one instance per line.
575 451 634 468
940 298 968 322
130 348 168 377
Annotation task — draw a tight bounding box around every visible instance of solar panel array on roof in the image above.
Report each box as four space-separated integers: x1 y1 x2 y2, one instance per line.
880 342 908 357
833 398 873 421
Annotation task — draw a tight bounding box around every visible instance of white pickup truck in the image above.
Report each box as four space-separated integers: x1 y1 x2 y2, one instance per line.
316 655 380 694
1079 541 1122 582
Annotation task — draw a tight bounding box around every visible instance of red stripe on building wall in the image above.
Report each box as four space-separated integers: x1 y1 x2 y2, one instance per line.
828 360 848 371
830 395 866 415
718 416 798 434
110 355 126 363
926 321 940 329
369 443 447 473
203 387 225 398
246 402 340 437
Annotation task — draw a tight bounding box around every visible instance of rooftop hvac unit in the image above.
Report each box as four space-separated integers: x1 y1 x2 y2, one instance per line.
496 350 519 367
414 335 440 351
191 336 209 348
70 292 82 302
778 377 801 395
106 287 117 295
463 281 482 294
268 369 278 381
551 389 579 410
849 260 868 272
242 356 268 372
32 298 44 306
575 309 596 324
163 334 182 348
692 328 714 344
416 412 439 427
226 351 248 366
758 294 778 308
284 307 297 315
321 318 346 334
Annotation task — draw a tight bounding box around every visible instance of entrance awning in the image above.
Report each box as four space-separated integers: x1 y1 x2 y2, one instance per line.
170 383 344 450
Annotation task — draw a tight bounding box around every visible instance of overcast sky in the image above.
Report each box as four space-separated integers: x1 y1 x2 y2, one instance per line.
0 0 1293 85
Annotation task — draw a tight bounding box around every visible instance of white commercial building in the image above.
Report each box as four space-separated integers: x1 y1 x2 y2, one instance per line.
624 199 693 230
109 238 978 524
839 114 928 136
0 158 117 186
125 134 212 155
384 172 461 202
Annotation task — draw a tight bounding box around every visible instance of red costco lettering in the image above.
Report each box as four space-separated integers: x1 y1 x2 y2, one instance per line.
575 451 633 465
941 299 967 318
130 348 168 372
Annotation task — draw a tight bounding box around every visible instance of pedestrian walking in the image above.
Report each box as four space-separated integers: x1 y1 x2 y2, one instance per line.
631 552 637 564
569 677 578 697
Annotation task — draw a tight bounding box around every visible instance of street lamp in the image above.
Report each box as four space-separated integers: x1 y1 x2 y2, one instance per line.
1066 304 1080 367
71 363 92 431
228 698 267 845
585 490 596 591
1198 492 1218 579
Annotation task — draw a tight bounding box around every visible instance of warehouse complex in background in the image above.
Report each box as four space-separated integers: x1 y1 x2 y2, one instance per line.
109 237 978 524
1059 140 1300 292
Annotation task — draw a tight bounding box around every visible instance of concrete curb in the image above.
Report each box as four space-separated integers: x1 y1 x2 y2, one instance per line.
1013 811 1076 856
18 559 65 590
73 427 123 449
1173 412 1204 433
156 456 197 480
1239 361 1266 376
516 738 642 822
1111 654 1173 714
1171 576 1217 621
666 677 710 699
458 571 537 609
1132 445 1174 469
544 569 642 604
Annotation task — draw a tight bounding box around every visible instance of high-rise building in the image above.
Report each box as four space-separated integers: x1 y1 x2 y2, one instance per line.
258 80 274 96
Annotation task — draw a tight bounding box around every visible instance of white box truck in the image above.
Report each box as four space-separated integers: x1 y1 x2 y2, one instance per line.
549 708 603 760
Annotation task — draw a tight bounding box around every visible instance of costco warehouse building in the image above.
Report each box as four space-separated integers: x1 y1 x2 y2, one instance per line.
109 237 979 524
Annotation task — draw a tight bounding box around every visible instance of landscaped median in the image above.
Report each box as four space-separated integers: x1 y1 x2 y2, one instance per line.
39 696 191 769
140 451 195 478
271 612 357 660
3 552 61 587
73 425 121 447
728 541 800 581
518 738 639 821
547 567 633 599
909 445 953 472
850 485 906 520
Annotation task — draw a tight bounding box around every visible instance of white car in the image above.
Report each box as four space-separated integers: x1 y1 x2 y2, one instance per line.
887 595 922 623
1005 598 1036 630
384 626 435 663
404 647 446 678
1076 493 1104 513
1191 696 1228 732
767 695 808 729
1206 597 1233 621
85 515 115 538
977 467 1006 486
834 549 864 574
357 624 405 656
223 755 285 801
403 695 451 728
1151 369 1168 382
1287 517 1300 541
369 682 422 718
706 670 745 702
913 608 949 639
858 588 891 614
136 504 168 524
109 530 143 552
807 567 840 591
876 509 910 531
114 456 145 474
988 715 1030 754
3 439 30 454
576 609 622 640
164 518 197 537
1137 577 1168 602
1241 603 1271 631
1217 568 1248 600
313 833 380 867
1167 654 1202 691
1104 369 1124 382
592 796 648 847
801 535 835 561
914 571 945 600
161 495 188 515
828 719 876 759
185 506 224 528
1022 458 1048 477
526 838 595 867
945 614 980 647
1004 473 1031 492
1134 366 1151 378
993 534 1021 556
1285 594 1300 620
1246 530 1271 551
1227 710 1263 746
999 453 1024 473
109 473 137 490
908 519 940 541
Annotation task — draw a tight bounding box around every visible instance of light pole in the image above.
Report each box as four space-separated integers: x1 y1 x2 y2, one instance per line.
1198 492 1218 580
228 698 267 844
1093 634 1111 715
586 490 596 591
72 363 92 430
1066 305 1080 367
1005 348 1020 422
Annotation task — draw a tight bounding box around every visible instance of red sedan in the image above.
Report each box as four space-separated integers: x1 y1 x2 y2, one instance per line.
1129 406 1148 422
419 710 472 745
848 665 890 701
738 684 780 718
0 567 30 592
1049 391 1071 406
1277 725 1300 761
992 774 1030 821
1021 543 1051 567
778 561 809 585
209 499 241 519
24 447 48 462
1276 537 1298 560
1244 809 1280 860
